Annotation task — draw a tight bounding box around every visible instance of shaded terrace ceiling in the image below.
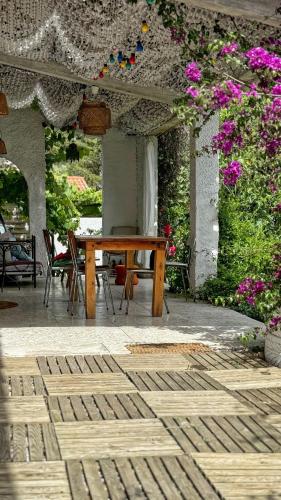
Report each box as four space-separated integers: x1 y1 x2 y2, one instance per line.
0 0 280 134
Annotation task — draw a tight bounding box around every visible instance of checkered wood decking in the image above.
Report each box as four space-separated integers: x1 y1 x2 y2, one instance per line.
1 352 281 499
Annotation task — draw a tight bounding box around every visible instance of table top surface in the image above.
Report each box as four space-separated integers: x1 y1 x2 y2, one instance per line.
76 235 167 243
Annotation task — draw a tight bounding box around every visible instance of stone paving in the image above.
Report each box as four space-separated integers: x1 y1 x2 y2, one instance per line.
0 277 263 356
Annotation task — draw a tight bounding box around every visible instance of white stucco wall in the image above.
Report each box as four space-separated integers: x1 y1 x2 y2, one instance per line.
189 114 219 290
0 108 46 266
102 128 138 235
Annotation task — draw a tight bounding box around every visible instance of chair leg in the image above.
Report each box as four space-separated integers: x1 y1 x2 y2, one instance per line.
181 267 188 301
78 274 85 306
163 294 170 314
96 274 101 288
45 270 52 308
119 273 128 310
43 268 50 304
125 273 133 315
101 273 109 310
104 272 115 315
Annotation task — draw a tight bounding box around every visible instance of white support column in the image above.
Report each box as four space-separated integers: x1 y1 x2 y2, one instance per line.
102 128 138 235
189 114 219 291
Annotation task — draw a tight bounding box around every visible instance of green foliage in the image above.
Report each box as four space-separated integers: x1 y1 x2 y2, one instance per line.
158 127 190 292
199 99 280 321
0 167 28 217
44 126 102 240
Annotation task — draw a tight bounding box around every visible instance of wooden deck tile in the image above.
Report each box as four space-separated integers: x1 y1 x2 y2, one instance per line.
162 415 281 453
265 415 281 432
192 453 281 499
185 352 267 370
0 357 40 375
0 397 49 423
0 423 61 462
233 388 281 414
0 461 71 499
0 375 46 396
113 354 192 372
47 393 155 421
55 419 183 459
43 373 136 395
66 456 219 500
140 391 256 417
128 370 225 391
206 367 281 390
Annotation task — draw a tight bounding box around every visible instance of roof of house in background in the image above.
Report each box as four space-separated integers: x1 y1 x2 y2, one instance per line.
67 176 88 191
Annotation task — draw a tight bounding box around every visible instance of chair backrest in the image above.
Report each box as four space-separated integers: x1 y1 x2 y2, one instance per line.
43 229 53 266
67 230 79 270
111 226 138 236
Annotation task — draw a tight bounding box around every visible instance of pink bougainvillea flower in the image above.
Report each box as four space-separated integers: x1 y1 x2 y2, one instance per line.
169 245 176 257
245 47 281 71
184 86 199 98
269 316 281 328
221 160 242 186
221 120 236 135
272 83 281 95
220 42 238 56
184 62 202 82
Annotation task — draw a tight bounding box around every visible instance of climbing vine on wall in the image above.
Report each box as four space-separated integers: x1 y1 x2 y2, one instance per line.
158 126 190 292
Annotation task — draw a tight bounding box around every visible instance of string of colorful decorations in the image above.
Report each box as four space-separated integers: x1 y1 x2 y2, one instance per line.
96 0 155 79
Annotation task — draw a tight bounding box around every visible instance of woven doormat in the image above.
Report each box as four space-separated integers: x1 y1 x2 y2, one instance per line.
126 343 211 354
0 301 18 310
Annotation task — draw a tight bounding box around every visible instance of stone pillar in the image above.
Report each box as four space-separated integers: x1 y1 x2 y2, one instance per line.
102 128 138 235
0 108 47 267
189 114 219 291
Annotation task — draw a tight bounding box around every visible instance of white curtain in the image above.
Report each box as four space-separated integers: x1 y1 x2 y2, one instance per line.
141 137 158 268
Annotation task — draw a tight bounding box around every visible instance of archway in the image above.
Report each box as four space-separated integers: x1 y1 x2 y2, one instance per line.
0 160 29 238
0 108 46 266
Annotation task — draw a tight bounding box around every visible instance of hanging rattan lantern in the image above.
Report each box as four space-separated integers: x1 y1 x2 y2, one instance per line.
0 93 9 116
78 100 111 135
0 138 7 154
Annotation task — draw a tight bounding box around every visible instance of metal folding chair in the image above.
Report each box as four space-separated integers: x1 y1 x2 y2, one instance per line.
67 230 115 316
43 229 72 307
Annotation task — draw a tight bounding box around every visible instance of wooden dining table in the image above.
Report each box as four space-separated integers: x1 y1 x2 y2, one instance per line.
76 235 167 319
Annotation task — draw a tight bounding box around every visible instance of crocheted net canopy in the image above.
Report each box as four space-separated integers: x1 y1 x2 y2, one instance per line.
0 0 279 133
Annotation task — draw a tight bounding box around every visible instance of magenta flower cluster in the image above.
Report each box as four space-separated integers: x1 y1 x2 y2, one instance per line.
184 62 202 82
212 81 242 109
269 316 281 329
220 42 238 56
184 86 199 98
221 160 242 186
236 278 270 306
212 121 243 156
245 47 281 71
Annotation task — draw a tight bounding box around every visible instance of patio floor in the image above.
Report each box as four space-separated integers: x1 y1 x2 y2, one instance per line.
1 352 281 499
0 277 263 356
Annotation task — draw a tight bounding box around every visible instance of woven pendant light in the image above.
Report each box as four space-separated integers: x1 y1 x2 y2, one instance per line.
78 100 111 135
0 138 7 154
0 93 9 116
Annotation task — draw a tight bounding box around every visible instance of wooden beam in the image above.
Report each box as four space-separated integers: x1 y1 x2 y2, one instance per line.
0 52 179 105
178 0 281 27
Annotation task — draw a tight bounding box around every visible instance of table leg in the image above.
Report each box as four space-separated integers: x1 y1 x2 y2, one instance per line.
152 248 165 317
85 242 96 319
125 250 135 299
